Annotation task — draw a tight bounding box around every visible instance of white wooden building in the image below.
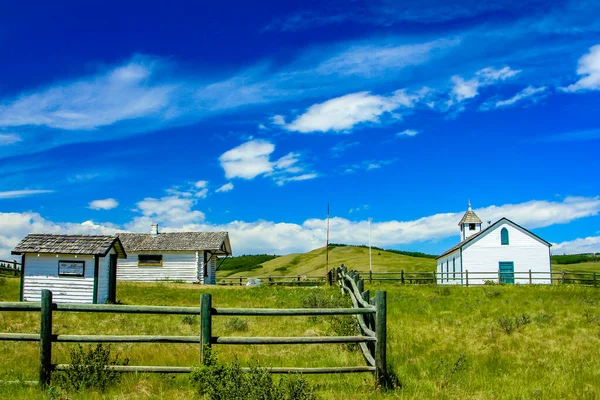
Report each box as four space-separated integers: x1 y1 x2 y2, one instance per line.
12 234 127 303
117 224 232 284
437 204 552 285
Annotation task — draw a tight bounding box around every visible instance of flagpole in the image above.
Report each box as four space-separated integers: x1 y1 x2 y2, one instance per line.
326 203 330 277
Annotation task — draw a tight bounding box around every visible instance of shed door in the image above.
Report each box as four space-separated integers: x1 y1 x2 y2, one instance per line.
108 254 117 303
499 262 514 284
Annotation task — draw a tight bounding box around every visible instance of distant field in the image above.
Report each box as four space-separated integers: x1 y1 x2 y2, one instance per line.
552 261 600 273
219 246 437 278
1 276 599 399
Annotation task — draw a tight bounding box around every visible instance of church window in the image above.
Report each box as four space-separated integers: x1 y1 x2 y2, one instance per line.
469 223 476 231
501 228 509 245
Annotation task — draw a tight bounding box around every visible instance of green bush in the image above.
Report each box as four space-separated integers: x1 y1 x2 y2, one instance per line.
182 315 198 325
55 344 129 392
224 317 249 332
190 349 317 400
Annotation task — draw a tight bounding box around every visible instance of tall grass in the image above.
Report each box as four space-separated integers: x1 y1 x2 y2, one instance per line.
0 278 599 399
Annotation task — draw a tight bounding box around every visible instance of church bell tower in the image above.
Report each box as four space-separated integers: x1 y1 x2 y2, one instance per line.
459 201 482 241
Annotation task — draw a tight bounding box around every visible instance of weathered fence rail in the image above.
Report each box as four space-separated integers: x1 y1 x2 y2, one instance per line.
0 259 21 277
0 280 388 387
356 269 599 286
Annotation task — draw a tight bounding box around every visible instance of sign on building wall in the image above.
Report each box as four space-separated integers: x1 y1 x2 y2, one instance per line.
58 260 85 277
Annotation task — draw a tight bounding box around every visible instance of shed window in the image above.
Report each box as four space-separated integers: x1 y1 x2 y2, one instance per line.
469 223 476 231
58 260 85 277
138 254 163 266
501 228 509 245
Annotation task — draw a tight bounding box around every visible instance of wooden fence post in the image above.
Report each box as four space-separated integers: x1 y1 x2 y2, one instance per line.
326 270 332 286
465 270 469 287
39 289 53 388
594 272 597 288
433 270 436 285
13 261 18 277
357 279 364 293
529 270 532 285
400 270 405 284
239 277 242 286
375 291 387 387
369 270 372 283
200 293 212 365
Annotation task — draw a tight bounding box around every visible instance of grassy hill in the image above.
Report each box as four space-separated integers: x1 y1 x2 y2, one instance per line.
219 245 437 278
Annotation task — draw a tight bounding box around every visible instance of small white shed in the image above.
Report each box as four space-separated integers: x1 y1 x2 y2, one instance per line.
437 204 552 285
116 224 232 284
12 234 127 303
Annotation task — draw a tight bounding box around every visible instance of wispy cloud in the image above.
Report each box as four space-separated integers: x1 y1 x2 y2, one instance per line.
482 85 548 110
561 44 600 92
278 90 424 133
216 182 234 193
344 159 396 174
0 189 53 199
539 128 600 142
0 133 22 145
450 66 521 103
397 129 419 137
331 140 360 157
88 198 119 210
218 139 317 185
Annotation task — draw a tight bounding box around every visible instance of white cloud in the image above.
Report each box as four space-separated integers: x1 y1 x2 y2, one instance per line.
216 182 234 193
344 159 396 173
0 58 175 131
552 236 600 255
0 133 21 145
218 139 317 185
562 44 600 92
485 86 548 109
195 180 208 189
88 198 119 210
1 196 599 258
397 129 419 137
450 66 521 103
0 190 54 199
281 90 423 133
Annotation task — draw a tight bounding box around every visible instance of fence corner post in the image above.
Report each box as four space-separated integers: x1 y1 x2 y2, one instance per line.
375 291 387 388
200 293 212 365
39 289 53 388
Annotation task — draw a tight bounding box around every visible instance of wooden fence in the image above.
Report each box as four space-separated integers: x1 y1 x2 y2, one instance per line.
0 259 21 277
0 283 388 387
356 269 599 286
217 275 326 286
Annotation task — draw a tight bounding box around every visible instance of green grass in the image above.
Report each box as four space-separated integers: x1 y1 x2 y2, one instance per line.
1 277 600 399
219 246 437 279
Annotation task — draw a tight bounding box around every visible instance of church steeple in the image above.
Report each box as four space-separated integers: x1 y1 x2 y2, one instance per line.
459 201 482 241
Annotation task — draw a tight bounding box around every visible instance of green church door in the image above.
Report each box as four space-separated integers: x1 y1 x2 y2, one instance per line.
499 262 515 284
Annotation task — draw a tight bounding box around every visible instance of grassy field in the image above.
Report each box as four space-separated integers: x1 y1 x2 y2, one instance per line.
219 246 437 279
1 276 600 399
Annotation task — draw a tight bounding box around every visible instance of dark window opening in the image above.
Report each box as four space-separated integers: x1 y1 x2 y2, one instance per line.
469 223 476 231
138 254 163 266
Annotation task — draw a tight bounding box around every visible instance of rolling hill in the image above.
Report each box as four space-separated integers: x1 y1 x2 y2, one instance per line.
218 245 437 278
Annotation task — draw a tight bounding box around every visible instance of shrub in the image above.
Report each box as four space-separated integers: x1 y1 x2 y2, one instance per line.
435 353 468 389
182 315 198 325
497 314 530 335
55 344 129 392
224 317 249 332
190 349 317 400
436 287 451 296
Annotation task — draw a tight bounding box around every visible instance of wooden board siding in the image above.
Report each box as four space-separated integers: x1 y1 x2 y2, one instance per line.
23 254 95 303
117 251 200 283
462 222 551 284
437 249 461 284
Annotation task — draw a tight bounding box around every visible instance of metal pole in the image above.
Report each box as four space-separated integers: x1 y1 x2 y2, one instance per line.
368 218 372 278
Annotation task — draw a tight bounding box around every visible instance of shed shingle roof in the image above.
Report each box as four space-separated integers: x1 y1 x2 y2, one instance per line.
118 232 231 254
12 234 127 258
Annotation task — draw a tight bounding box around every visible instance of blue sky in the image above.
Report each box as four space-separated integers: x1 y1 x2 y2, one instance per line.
1 0 600 258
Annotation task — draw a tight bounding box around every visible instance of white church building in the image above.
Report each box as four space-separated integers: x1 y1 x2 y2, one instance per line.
437 203 552 285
